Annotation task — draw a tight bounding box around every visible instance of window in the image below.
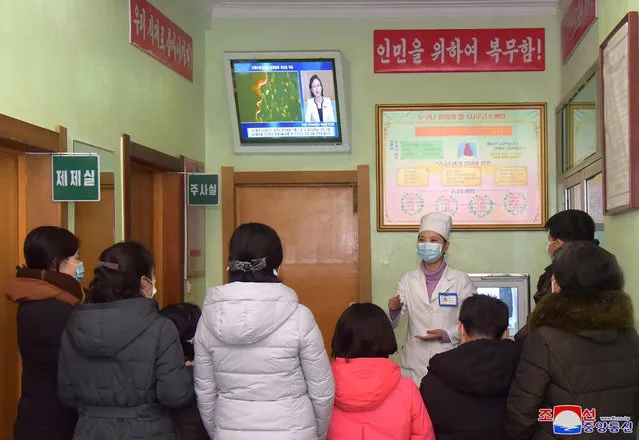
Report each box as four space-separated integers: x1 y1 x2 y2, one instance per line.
556 66 604 243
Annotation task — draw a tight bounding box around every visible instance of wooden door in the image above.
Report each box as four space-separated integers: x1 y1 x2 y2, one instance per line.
123 137 184 309
130 163 156 253
222 167 372 353
74 173 116 289
236 185 360 350
0 116 68 440
0 149 20 440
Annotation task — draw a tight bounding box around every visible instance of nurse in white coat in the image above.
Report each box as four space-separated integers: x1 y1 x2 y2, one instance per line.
388 212 476 384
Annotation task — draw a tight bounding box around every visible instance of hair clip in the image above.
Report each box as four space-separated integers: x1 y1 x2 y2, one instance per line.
97 261 119 271
228 258 268 273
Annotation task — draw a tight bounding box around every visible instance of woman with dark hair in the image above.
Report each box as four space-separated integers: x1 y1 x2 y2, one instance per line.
58 241 193 440
160 302 209 440
506 241 639 440
5 226 84 440
194 223 334 440
328 303 434 440
304 74 336 122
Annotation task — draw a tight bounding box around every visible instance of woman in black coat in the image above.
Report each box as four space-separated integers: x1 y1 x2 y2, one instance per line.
5 226 84 440
58 241 193 440
506 241 639 440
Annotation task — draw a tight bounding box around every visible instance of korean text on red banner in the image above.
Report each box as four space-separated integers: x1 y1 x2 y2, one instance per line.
374 28 545 73
129 0 193 81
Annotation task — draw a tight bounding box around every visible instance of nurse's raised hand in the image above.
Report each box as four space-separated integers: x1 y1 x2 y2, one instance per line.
388 294 402 311
415 329 445 341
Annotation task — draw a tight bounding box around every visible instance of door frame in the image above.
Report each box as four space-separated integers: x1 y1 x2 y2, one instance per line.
221 166 372 302
121 134 185 305
0 113 69 249
0 113 68 439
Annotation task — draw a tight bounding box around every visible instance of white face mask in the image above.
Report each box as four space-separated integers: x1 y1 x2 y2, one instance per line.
142 276 157 298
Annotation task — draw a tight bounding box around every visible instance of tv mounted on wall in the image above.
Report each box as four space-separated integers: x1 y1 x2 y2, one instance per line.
224 51 349 154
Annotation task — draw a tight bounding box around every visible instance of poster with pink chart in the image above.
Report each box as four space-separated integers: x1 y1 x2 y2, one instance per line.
377 104 547 230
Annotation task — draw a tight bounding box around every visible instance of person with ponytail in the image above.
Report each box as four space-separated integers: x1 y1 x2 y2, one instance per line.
58 241 193 440
194 223 334 440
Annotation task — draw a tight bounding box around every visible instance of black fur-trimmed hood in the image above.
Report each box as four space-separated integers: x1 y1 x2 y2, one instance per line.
529 290 634 336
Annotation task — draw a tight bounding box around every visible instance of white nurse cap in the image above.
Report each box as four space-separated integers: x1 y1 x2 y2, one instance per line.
419 212 453 240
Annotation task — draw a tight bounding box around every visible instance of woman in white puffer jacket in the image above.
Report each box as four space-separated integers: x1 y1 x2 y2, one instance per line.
194 222 335 440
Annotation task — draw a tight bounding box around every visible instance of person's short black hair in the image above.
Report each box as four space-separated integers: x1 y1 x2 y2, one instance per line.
228 223 282 283
331 303 397 359
87 241 155 303
24 226 79 271
545 209 597 243
459 294 509 339
552 241 623 296
160 302 202 361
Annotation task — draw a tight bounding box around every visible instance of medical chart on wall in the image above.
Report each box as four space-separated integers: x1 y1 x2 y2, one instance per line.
602 21 631 212
376 104 547 231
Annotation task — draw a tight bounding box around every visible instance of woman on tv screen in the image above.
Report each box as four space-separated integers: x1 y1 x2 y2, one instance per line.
305 75 335 123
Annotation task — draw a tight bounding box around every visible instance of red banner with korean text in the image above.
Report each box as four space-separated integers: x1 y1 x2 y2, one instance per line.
561 0 597 63
129 0 193 81
374 28 545 73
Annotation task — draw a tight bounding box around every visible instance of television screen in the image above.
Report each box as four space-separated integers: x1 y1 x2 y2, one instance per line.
469 274 531 338
476 287 520 336
227 56 344 148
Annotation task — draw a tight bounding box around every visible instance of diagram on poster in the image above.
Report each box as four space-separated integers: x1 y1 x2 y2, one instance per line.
376 104 547 230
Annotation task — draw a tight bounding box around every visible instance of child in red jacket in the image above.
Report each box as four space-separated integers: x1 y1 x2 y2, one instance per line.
328 303 435 440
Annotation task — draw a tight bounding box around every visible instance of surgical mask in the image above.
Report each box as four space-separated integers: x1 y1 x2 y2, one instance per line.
417 242 443 264
142 276 157 299
75 261 84 281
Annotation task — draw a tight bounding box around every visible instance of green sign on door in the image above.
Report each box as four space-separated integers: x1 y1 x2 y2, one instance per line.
188 174 218 206
52 155 101 202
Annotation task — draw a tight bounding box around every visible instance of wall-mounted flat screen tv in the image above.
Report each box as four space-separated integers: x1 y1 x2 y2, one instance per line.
224 51 349 154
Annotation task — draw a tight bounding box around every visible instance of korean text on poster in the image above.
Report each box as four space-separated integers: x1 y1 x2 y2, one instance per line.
376 104 547 231
374 28 545 73
561 0 597 63
129 0 193 81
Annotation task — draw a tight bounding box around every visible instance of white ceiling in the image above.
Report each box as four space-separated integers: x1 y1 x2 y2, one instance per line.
200 0 559 19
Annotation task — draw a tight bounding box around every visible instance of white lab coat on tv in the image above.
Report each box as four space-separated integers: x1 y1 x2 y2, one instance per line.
390 264 476 385
304 97 335 122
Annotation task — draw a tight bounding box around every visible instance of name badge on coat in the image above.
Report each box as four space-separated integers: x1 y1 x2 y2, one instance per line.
438 292 458 307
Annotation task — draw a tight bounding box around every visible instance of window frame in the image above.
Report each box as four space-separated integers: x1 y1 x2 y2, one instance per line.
555 61 602 214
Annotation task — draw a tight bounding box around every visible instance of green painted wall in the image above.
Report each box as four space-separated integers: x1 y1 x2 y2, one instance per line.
203 16 561 322
0 0 208 302
598 0 639 323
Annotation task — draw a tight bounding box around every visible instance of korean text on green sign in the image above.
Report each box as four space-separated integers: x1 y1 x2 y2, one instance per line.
52 155 100 202
188 174 218 206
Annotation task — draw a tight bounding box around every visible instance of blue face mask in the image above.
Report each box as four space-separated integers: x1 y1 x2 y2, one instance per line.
417 242 443 264
75 261 85 281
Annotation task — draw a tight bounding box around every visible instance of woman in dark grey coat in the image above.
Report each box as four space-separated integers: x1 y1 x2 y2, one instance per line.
506 241 639 440
58 241 194 440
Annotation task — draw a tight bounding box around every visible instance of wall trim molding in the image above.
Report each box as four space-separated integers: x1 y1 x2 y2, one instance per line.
211 0 558 19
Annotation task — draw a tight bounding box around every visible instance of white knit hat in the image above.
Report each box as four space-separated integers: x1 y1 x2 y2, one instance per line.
419 212 453 240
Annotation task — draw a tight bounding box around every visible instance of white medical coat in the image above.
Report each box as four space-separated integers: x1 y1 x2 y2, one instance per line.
390 265 476 384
